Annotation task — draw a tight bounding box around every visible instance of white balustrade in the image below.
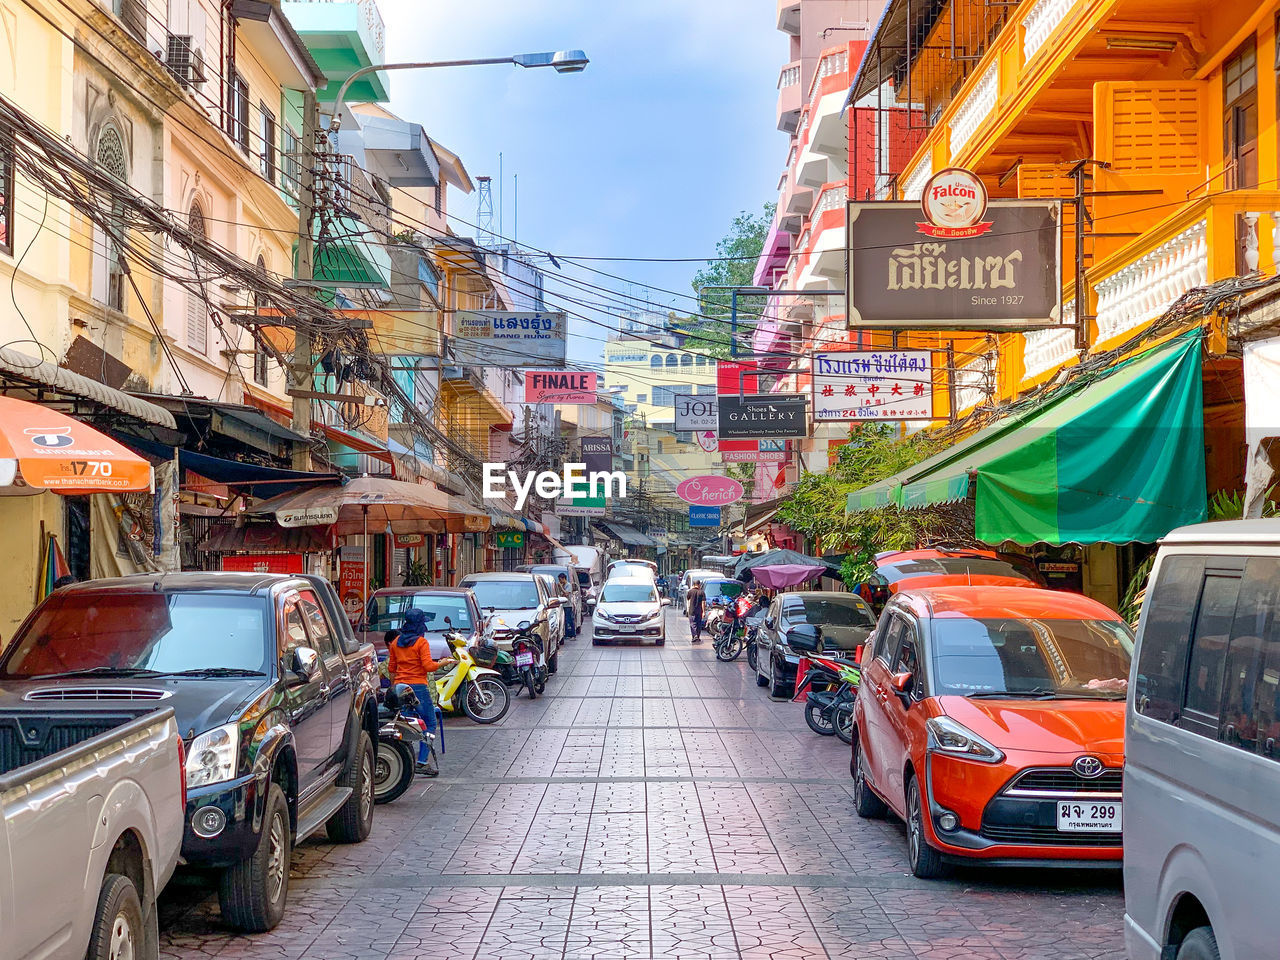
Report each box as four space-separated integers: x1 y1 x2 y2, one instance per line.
954 357 992 413
778 65 800 90
1022 0 1081 62
1243 212 1261 272
900 157 932 201
808 50 848 108
812 185 845 218
1022 304 1076 380
948 61 998 158
1093 220 1208 343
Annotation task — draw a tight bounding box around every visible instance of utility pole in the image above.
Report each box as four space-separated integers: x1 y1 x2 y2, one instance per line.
292 88 319 470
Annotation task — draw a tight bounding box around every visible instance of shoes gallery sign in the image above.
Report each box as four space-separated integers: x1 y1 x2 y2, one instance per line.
846 168 1063 330
718 394 808 440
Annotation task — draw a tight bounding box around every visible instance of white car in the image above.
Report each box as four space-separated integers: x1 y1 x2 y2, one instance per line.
592 576 669 646
606 559 658 582
459 572 565 671
678 568 720 607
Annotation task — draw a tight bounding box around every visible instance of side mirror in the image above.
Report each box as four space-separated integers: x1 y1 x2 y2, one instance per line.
547 597 566 608
517 620 532 632
289 646 320 685
661 597 672 606
785 624 822 654
891 671 914 704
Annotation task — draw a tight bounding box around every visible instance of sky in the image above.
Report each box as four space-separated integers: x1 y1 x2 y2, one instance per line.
378 0 784 366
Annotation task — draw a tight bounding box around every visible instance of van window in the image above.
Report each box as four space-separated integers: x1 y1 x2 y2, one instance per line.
1136 555 1206 723
1182 574 1241 727
1228 558 1280 755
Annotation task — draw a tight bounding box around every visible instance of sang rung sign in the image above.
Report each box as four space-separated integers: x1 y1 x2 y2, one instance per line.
451 311 567 366
845 196 1062 331
812 351 936 422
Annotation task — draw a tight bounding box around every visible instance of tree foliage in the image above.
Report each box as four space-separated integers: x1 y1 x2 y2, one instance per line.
677 204 775 359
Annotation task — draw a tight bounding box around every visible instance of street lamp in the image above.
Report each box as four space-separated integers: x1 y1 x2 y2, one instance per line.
329 50 589 132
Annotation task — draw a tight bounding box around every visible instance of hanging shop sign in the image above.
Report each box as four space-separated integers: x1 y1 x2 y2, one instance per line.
394 533 425 548
689 505 721 527
526 370 598 404
718 394 808 440
338 545 366 622
812 351 937 422
556 436 612 518
674 395 719 432
581 436 613 473
720 449 785 463
450 311 567 367
221 554 305 575
494 530 526 549
676 475 744 507
277 505 340 528
845 192 1062 331
695 431 718 453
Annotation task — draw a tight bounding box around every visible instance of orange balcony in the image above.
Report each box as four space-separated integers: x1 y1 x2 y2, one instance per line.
777 61 802 133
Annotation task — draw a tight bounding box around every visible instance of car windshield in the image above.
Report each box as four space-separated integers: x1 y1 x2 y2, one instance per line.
929 617 1134 698
611 563 653 578
530 566 572 584
1 592 271 678
466 579 541 611
601 583 658 603
576 571 591 588
703 580 744 601
783 598 876 649
365 594 473 632
879 556 1034 583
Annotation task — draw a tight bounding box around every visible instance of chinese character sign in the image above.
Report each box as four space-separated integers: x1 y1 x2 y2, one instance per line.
811 351 936 422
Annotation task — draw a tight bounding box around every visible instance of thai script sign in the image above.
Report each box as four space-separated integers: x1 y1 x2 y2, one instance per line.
674 395 718 432
718 394 808 440
526 370 598 404
451 311 567 366
676 475 744 507
812 351 937 422
845 200 1061 330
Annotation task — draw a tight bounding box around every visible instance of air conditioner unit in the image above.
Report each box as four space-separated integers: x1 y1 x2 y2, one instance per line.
165 34 206 89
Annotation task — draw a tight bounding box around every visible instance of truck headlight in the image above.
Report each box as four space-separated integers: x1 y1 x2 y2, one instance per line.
925 716 1004 764
186 723 239 788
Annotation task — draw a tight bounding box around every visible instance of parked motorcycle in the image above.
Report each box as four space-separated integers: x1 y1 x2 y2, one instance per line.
375 683 428 804
510 621 549 699
713 593 763 662
795 652 860 743
435 630 512 723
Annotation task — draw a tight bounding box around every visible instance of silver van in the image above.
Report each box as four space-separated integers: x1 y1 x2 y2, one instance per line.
1126 519 1280 960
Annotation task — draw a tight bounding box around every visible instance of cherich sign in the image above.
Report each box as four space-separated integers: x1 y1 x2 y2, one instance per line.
812 351 936 422
846 189 1062 330
676 475 744 507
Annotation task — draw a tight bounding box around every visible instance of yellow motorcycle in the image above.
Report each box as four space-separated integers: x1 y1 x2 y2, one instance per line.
435 631 510 723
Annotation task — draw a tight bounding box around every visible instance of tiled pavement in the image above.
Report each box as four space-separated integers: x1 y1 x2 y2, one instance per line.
158 611 1124 959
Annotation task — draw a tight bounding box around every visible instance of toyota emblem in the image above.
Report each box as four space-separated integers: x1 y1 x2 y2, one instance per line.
1073 756 1105 778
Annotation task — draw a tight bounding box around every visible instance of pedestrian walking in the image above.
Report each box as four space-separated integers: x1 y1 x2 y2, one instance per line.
387 607 456 775
687 580 707 643
556 572 577 638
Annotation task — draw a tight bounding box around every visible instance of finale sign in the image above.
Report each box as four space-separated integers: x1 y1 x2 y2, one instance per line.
526 370 598 404
845 191 1062 330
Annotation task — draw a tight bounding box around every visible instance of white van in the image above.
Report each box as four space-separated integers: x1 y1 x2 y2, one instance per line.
1125 519 1280 960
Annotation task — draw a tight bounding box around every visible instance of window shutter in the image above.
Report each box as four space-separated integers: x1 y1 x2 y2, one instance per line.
1095 82 1205 174
186 289 207 353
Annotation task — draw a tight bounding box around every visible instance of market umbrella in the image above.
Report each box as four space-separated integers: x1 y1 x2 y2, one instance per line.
733 548 838 580
246 475 492 606
0 395 153 494
749 562 830 589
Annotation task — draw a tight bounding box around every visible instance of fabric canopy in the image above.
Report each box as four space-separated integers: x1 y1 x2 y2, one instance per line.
599 521 656 548
733 548 838 579
122 436 336 499
846 333 1207 545
246 475 491 536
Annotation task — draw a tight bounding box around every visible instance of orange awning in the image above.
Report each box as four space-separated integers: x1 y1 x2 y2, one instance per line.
0 397 152 493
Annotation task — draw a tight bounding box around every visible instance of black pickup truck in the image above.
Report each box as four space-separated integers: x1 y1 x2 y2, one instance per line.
0 572 380 933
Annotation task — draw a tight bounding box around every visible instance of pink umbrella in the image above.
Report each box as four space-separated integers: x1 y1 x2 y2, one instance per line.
750 563 828 589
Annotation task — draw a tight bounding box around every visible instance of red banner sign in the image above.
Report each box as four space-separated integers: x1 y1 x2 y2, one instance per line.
221 554 304 574
525 371 599 404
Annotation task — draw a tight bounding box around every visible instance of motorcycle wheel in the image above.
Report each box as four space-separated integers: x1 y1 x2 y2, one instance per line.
805 702 837 736
833 704 855 744
534 677 546 694
463 677 511 723
373 739 415 804
713 630 736 662
746 640 758 672
523 668 538 700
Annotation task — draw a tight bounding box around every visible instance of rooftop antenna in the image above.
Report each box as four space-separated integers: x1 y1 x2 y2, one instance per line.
476 176 495 245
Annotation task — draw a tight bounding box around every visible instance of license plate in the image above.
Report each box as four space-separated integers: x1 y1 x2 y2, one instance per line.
515 652 533 667
1056 801 1121 832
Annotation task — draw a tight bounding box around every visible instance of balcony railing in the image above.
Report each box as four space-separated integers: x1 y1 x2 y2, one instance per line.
811 183 845 219
807 49 848 110
288 0 386 63
948 60 998 159
954 356 992 413
778 64 800 90
1022 0 1079 63
1022 303 1076 380
900 157 932 201
1094 221 1208 344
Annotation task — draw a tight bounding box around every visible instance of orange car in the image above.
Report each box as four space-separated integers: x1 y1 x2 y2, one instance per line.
855 547 1041 611
850 585 1133 877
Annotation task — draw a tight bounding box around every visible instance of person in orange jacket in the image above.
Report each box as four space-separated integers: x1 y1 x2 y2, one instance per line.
388 607 456 775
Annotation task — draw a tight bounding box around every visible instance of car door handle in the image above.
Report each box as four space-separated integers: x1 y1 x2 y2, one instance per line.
318 683 331 697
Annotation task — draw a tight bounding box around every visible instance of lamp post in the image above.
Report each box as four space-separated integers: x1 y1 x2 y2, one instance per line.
328 50 590 133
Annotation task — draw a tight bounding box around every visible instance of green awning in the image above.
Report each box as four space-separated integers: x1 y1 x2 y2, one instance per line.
846 333 1207 545
306 215 393 288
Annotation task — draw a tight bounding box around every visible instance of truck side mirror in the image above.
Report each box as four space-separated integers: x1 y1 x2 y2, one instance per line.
289 647 320 685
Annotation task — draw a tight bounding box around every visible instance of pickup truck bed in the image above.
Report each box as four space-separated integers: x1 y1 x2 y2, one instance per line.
0 707 184 960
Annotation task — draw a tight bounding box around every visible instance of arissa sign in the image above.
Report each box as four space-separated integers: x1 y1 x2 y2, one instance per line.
718 394 808 440
676 475 744 507
846 168 1062 331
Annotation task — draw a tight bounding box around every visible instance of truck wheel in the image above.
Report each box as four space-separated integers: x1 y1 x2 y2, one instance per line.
1176 928 1220 960
327 731 375 843
87 873 148 960
219 782 291 932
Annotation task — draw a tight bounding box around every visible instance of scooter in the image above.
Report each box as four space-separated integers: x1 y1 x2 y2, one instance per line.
795 651 861 743
375 683 428 804
434 630 512 723
510 621 549 699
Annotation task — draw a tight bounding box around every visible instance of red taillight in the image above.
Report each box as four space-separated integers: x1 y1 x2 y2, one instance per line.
177 734 188 812
855 644 864 665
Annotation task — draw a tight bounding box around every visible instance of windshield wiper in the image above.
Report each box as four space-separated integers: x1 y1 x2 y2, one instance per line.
30 666 166 680
966 689 1056 699
157 667 266 677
